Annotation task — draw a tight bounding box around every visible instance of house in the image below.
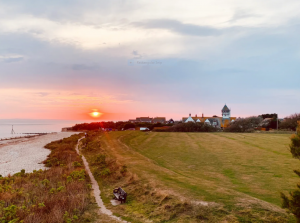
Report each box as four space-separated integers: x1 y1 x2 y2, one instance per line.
128 119 137 123
167 119 175 124
152 117 166 124
182 104 236 128
128 116 167 123
135 117 153 123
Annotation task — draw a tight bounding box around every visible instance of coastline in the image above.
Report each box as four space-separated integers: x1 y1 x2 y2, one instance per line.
0 132 77 177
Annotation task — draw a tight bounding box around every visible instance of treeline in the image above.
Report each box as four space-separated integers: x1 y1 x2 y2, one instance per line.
279 113 300 131
153 122 217 132
72 121 173 131
225 113 300 132
224 116 263 132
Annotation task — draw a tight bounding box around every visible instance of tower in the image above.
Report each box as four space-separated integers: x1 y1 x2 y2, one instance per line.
222 104 231 119
11 125 15 134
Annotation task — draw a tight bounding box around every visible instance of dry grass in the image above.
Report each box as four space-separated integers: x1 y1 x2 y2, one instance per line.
0 134 99 223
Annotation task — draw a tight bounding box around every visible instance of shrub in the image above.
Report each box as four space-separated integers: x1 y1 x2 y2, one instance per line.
120 165 128 176
0 134 92 222
281 121 300 222
279 113 300 131
73 161 82 167
154 122 217 132
225 116 262 132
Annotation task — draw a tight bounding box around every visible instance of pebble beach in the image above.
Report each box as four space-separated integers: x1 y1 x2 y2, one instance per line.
0 132 76 177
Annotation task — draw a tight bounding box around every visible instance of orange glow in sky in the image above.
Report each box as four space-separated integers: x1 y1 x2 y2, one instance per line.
89 109 103 118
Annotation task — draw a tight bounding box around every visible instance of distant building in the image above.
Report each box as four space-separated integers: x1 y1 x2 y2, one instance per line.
136 117 153 123
167 119 175 124
62 127 73 132
152 117 166 124
182 104 236 128
128 116 167 124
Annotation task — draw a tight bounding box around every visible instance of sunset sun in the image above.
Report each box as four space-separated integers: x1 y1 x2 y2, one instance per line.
89 109 102 118
92 112 100 117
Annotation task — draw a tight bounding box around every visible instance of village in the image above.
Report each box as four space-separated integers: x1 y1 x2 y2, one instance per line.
66 104 283 132
128 104 236 129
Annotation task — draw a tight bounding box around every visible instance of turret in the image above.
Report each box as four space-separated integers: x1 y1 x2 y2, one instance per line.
222 104 231 119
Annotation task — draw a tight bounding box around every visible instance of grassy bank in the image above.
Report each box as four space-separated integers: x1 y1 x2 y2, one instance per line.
81 131 295 222
0 134 101 223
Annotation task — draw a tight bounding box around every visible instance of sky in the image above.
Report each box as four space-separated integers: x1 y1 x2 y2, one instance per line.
0 0 300 121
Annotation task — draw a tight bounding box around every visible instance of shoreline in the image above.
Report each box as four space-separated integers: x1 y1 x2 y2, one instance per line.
0 132 78 177
0 133 50 142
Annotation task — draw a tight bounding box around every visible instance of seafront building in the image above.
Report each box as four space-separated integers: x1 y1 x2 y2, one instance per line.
129 117 166 124
182 104 236 129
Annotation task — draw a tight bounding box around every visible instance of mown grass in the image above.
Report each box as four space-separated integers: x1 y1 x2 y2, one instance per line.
0 134 102 223
81 131 296 222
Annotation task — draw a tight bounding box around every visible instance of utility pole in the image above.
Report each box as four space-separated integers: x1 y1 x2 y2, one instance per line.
277 114 278 131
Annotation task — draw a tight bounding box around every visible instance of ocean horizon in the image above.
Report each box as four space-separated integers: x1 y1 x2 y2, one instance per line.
0 119 130 139
0 119 91 139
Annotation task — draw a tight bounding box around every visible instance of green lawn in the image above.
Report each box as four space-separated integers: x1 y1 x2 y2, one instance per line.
91 131 299 221
105 132 298 206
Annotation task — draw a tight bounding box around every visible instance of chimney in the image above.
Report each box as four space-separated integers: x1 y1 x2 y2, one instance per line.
195 114 197 117
189 113 191 117
202 113 204 118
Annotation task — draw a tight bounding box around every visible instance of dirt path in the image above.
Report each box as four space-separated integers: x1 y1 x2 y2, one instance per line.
75 137 128 223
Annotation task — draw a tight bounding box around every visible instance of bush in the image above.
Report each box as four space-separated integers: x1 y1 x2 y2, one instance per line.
0 134 92 223
281 121 300 222
154 122 217 132
279 113 300 131
225 116 262 132
120 165 128 176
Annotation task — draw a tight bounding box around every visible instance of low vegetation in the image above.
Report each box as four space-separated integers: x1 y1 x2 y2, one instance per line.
0 134 99 223
72 122 173 131
225 116 263 132
153 122 217 132
280 113 300 131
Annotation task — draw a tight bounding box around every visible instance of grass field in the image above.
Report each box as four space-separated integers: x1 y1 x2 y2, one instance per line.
121 132 297 205
84 131 298 222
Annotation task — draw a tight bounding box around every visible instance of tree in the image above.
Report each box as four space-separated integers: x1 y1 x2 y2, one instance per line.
224 116 262 132
279 113 300 131
281 121 300 222
124 123 135 130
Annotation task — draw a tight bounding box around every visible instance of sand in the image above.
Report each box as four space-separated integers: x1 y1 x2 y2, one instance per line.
0 132 76 177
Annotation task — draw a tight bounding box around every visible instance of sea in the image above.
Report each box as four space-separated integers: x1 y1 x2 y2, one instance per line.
0 119 91 140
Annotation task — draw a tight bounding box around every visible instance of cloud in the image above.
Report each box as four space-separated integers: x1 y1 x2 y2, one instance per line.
0 55 24 63
1 1 300 118
133 19 221 36
71 64 99 71
227 10 261 23
33 92 50 97
131 50 142 59
3 57 24 63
